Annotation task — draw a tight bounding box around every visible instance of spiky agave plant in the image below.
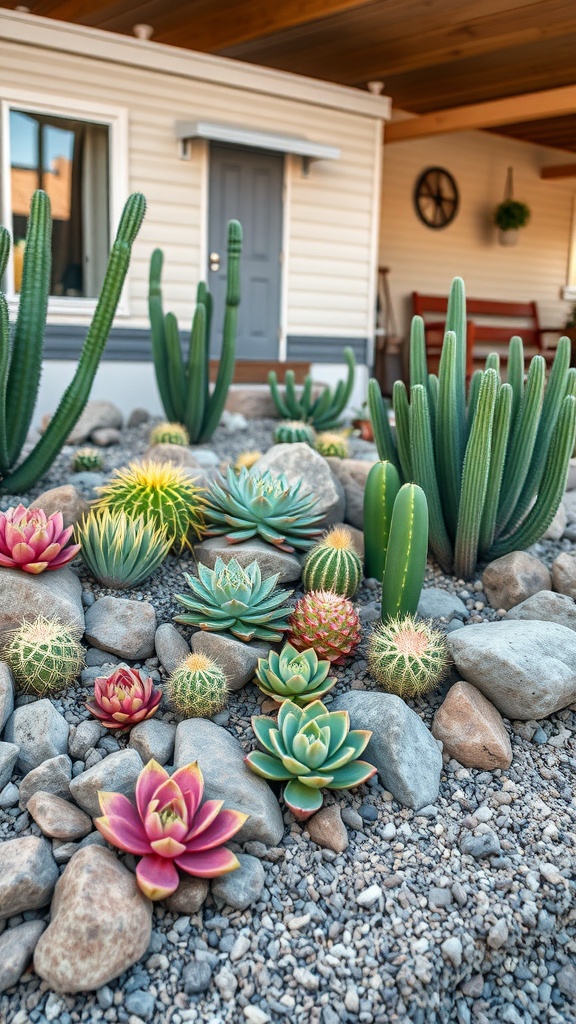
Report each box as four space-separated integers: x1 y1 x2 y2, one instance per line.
302 526 362 598
245 698 376 819
167 653 228 718
94 460 206 552
367 615 450 698
203 467 324 552
174 556 293 642
2 615 84 695
149 421 190 447
76 509 172 589
254 642 337 706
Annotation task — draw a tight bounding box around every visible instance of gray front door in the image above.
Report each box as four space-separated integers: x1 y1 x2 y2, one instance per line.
208 143 283 360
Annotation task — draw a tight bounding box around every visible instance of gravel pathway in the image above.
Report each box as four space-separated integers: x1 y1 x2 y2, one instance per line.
1 416 575 1024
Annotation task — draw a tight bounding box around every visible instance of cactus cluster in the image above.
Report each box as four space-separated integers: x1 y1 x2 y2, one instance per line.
302 527 362 598
72 447 103 473
2 615 84 695
269 349 356 430
149 221 242 444
314 431 350 459
149 421 190 447
368 277 576 579
288 590 361 664
0 190 145 494
367 615 450 698
273 421 316 445
167 652 228 718
76 509 171 589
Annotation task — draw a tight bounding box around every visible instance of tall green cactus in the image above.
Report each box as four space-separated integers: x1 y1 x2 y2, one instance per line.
0 190 146 495
368 276 576 578
268 347 356 430
363 459 400 580
148 221 242 444
381 483 429 621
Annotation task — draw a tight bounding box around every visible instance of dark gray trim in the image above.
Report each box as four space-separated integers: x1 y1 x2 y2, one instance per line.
286 336 368 363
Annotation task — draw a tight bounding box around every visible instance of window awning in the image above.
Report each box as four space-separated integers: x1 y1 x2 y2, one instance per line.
175 120 340 171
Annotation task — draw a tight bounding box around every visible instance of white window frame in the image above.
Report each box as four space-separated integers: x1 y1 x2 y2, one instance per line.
1 88 129 316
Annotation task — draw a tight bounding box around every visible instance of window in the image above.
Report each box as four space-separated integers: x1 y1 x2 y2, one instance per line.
1 92 128 312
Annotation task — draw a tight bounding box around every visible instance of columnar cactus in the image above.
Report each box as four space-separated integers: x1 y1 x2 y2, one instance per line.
302 527 362 598
380 483 429 622
363 460 401 581
368 277 576 578
268 349 356 430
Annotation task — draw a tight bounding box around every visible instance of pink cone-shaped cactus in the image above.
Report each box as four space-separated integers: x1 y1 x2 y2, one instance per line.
86 667 162 730
95 759 248 900
0 504 80 574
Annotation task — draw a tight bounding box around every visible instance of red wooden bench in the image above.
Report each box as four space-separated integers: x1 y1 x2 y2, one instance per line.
412 293 562 377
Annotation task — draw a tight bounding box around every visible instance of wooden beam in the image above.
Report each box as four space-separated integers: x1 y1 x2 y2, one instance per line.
385 84 576 142
541 163 576 179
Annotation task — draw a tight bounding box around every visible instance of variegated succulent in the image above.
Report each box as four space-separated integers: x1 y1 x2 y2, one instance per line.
203 467 324 552
254 643 336 706
174 556 293 642
245 698 376 819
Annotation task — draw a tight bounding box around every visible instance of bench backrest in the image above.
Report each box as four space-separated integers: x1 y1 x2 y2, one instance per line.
208 359 311 384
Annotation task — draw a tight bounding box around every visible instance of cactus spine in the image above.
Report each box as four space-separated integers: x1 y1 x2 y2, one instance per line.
2 616 84 695
302 527 362 598
149 221 242 443
363 460 400 580
381 483 429 621
367 277 576 578
368 615 450 698
167 652 228 718
0 192 145 493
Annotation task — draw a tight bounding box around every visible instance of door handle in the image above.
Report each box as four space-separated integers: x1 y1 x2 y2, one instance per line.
209 251 220 272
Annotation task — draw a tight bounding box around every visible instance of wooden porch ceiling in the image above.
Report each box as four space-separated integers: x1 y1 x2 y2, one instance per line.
3 0 576 154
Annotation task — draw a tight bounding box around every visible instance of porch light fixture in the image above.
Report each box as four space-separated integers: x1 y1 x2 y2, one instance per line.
175 121 340 175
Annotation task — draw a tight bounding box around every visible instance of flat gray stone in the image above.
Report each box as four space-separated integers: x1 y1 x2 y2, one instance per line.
84 596 156 660
506 590 576 632
4 700 69 774
129 719 176 766
154 623 189 674
0 920 46 993
0 742 18 791
448 620 576 719
18 754 72 810
65 399 123 444
331 691 442 810
0 663 15 736
69 749 143 818
417 588 469 622
27 792 92 841
253 443 345 525
0 836 59 919
174 719 284 845
194 537 303 583
190 632 269 691
0 568 84 639
211 853 265 911
68 720 106 761
482 552 551 611
163 876 209 915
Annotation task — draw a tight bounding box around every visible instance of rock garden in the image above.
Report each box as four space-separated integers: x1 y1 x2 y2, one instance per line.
0 194 574 1024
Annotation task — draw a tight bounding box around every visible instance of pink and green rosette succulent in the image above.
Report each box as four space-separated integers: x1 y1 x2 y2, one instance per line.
0 504 80 574
245 698 376 819
94 759 248 900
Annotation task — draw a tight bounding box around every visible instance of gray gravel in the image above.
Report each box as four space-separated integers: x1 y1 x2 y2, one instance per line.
1 415 575 1023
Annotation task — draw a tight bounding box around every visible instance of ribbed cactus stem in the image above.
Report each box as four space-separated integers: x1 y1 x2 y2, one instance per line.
436 331 463 537
302 527 362 598
392 380 413 481
185 301 208 441
478 382 512 558
363 460 401 581
453 369 498 580
0 294 9 474
168 652 228 718
368 377 401 471
409 385 453 573
201 220 242 441
495 355 545 535
445 275 467 447
381 483 428 621
409 315 428 390
149 248 177 422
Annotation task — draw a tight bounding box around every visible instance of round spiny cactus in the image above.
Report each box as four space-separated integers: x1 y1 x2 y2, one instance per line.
2 615 85 696
288 590 361 664
149 421 190 447
302 526 362 598
273 420 316 445
314 431 350 459
367 615 450 699
234 450 262 472
94 460 206 552
72 447 104 472
167 652 228 718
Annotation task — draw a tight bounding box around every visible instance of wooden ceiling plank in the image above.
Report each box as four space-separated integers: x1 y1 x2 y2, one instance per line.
385 85 576 141
541 163 576 178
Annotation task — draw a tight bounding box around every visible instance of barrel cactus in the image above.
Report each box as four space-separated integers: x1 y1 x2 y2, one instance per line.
367 615 450 698
72 447 104 472
273 421 316 445
315 431 350 459
288 590 361 664
167 653 228 718
2 615 84 695
302 527 362 598
149 422 190 446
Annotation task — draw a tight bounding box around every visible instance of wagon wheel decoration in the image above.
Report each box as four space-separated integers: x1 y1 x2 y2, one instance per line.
414 167 459 229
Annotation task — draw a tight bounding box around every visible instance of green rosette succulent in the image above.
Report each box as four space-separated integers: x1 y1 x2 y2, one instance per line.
245 698 376 819
174 556 293 642
204 466 324 552
255 643 336 706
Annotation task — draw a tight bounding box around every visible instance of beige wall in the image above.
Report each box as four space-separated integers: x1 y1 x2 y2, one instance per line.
380 128 576 348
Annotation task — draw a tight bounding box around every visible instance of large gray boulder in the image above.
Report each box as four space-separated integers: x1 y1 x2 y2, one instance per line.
194 537 302 584
4 700 69 774
448 620 576 719
506 590 576 632
331 691 442 810
84 596 156 660
253 443 345 525
174 719 284 845
326 458 373 530
0 568 84 638
69 749 143 818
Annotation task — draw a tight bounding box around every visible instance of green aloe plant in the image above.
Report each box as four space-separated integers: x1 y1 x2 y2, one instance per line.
0 190 145 494
368 277 576 579
245 698 376 819
268 348 356 430
149 220 242 443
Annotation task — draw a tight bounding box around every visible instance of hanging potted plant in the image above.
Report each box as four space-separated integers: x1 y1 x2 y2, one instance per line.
494 168 530 246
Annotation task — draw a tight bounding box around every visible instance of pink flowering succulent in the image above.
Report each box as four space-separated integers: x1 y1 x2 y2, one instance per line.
86 667 162 730
0 504 80 574
95 759 248 900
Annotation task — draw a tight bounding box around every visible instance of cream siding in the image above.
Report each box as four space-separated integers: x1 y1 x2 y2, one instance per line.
0 21 385 347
